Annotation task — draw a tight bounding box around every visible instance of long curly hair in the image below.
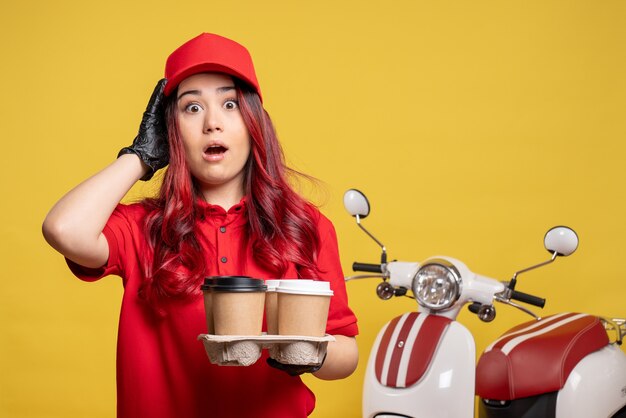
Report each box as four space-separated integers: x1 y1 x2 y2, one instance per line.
138 78 321 308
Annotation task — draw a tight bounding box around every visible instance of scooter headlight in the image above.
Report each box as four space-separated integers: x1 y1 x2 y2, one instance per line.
412 260 461 310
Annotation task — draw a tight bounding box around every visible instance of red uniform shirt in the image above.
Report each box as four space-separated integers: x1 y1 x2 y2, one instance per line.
67 199 358 418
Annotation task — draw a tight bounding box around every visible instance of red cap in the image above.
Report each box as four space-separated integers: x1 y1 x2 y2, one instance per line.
164 33 262 101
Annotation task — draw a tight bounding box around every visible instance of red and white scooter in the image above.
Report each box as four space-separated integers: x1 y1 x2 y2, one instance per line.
343 189 626 418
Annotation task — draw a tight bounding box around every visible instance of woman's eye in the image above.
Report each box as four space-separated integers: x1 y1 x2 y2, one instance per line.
185 103 202 113
224 100 238 110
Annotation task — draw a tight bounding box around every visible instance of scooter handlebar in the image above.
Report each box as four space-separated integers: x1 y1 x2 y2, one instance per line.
511 290 546 308
352 262 384 273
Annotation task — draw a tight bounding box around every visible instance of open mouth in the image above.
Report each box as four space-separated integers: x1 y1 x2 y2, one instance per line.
204 144 228 156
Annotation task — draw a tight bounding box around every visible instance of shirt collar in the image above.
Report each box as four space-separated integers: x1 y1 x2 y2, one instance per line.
197 196 248 226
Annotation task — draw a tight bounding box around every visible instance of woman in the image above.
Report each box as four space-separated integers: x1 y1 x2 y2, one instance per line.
43 33 358 418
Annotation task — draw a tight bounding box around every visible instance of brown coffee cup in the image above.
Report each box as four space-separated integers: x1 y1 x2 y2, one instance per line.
264 280 281 335
201 278 215 334
205 276 267 336
276 280 333 337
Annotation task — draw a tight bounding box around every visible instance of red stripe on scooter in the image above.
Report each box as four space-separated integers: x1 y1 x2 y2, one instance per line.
405 315 451 387
385 313 419 386
375 315 403 384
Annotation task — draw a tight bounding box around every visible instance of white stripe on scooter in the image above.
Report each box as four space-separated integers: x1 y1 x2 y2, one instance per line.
380 313 410 385
500 313 588 355
395 313 428 388
484 312 572 352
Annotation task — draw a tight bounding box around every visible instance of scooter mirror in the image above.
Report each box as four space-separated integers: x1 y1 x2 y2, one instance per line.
544 226 579 257
343 189 370 218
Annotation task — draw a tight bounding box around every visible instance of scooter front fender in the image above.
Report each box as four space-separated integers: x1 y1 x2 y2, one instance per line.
363 312 476 418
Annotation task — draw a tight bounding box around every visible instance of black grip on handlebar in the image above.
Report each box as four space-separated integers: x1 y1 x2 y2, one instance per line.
352 262 383 273
468 302 482 314
511 290 546 308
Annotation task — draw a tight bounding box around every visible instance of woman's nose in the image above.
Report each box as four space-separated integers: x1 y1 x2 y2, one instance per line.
203 108 223 133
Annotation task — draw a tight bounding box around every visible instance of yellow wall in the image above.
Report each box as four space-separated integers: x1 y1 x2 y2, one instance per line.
2 1 625 417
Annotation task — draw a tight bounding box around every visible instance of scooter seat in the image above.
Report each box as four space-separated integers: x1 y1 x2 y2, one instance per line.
476 312 609 400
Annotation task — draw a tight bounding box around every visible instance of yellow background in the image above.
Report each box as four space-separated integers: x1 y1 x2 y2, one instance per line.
1 1 625 417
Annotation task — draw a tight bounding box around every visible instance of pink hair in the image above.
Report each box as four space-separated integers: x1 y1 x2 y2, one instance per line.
138 80 321 309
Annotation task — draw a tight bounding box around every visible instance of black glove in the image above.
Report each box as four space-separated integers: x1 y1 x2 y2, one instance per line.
266 354 326 377
118 78 169 181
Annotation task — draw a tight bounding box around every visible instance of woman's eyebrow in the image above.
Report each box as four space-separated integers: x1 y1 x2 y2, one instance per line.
177 86 236 101
216 86 236 94
177 90 201 101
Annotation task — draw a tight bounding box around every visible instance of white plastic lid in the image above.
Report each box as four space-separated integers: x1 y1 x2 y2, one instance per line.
265 279 282 292
275 279 334 296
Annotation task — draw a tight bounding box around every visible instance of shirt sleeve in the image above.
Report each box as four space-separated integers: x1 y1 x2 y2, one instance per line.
316 213 359 337
65 204 140 283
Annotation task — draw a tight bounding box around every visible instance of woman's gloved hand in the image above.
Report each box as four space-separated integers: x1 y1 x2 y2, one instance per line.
266 353 326 377
118 78 169 181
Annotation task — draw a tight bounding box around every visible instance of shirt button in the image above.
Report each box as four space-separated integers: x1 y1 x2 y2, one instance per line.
220 257 227 263
220 226 226 233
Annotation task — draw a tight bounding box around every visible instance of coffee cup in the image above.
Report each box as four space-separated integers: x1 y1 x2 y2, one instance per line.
276 279 333 337
264 280 281 335
206 276 267 335
201 278 216 334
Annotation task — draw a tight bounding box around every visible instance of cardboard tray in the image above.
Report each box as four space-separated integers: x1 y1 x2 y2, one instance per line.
197 333 335 367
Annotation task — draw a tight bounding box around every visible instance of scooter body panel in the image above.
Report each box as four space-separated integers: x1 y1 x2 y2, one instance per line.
556 344 626 418
363 315 475 418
